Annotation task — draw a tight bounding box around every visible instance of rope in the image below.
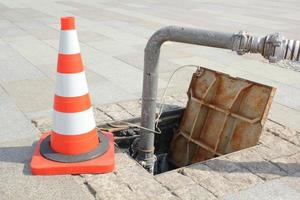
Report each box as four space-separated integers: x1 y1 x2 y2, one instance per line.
154 64 200 133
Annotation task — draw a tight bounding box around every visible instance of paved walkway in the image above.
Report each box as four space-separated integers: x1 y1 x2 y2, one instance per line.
0 0 299 199
2 98 298 199
0 0 299 129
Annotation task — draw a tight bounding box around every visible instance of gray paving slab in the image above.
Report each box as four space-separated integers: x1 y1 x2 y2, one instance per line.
0 165 95 200
0 55 45 82
33 63 56 80
264 120 299 142
7 35 56 66
16 21 58 40
155 192 180 200
114 151 139 171
0 43 21 60
222 175 300 200
115 165 170 199
269 102 300 132
0 85 6 96
224 146 288 180
203 157 265 190
83 173 141 200
1 78 54 113
0 26 27 38
78 30 108 43
115 49 181 73
290 134 300 147
172 184 217 200
87 73 138 106
0 19 15 29
31 116 52 133
97 103 133 121
271 153 300 175
0 0 300 199
0 95 38 143
259 131 300 159
86 37 139 56
155 171 195 191
117 100 142 117
86 56 145 94
178 164 234 197
0 138 94 200
24 109 52 121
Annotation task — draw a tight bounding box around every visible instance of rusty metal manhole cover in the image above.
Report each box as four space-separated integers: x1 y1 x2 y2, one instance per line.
170 67 276 167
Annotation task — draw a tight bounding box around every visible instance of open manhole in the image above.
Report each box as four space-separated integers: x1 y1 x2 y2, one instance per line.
99 68 276 175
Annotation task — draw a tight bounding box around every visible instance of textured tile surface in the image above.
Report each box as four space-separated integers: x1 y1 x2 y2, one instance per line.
0 0 300 199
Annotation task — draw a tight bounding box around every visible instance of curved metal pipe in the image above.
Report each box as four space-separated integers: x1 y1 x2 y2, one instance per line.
138 26 237 171
138 26 300 172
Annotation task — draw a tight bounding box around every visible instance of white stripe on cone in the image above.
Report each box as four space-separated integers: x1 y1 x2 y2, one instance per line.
55 71 88 97
59 30 80 54
53 107 96 135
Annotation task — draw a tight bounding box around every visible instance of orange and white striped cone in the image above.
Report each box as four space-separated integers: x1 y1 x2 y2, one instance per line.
30 17 115 175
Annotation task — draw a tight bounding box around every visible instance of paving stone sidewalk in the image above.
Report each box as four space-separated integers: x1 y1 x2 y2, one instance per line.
3 96 296 200
0 0 300 132
0 0 300 199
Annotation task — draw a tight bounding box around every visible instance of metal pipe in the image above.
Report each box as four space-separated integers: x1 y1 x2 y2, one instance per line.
138 26 300 172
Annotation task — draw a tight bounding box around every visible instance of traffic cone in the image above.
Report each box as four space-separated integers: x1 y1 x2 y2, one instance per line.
30 16 115 175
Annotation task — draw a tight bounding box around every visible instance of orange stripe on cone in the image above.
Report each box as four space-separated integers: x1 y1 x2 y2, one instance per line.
57 54 84 73
61 16 75 30
51 128 99 155
54 94 91 113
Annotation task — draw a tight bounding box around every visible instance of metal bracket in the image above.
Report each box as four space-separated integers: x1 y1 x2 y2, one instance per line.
232 31 250 55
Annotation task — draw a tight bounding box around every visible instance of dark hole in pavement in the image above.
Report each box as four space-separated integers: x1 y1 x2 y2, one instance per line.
99 105 259 175
99 106 185 174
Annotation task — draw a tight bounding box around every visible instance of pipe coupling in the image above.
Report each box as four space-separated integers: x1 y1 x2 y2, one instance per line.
232 31 250 55
262 33 300 62
233 31 300 63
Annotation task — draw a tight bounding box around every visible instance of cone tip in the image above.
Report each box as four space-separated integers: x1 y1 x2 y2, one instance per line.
61 16 75 30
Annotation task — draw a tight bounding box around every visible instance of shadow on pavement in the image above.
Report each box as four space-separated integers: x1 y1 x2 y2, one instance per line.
0 142 37 175
185 158 300 178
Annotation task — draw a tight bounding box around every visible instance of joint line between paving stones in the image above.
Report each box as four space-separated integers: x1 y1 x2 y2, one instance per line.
112 171 135 192
268 151 299 173
116 103 136 117
3 17 59 82
268 160 290 175
265 127 300 147
95 107 115 120
85 42 142 73
78 175 98 200
3 14 59 51
113 56 143 71
0 84 9 95
155 180 184 200
176 169 219 198
0 16 59 127
230 160 266 181
30 119 39 130
202 161 265 185
200 163 262 196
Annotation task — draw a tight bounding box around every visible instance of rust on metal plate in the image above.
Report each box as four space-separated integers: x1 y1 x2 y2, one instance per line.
170 67 276 167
